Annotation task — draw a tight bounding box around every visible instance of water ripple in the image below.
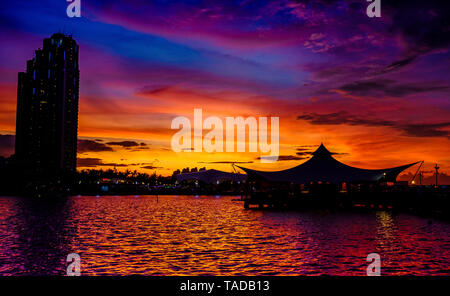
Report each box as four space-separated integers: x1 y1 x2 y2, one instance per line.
0 195 449 275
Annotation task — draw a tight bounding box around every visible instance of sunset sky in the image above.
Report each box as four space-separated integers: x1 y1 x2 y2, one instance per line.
0 0 449 182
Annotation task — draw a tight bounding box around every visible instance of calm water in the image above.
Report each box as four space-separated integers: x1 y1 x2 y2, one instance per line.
0 195 449 276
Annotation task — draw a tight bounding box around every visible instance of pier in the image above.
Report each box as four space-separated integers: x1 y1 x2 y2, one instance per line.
241 186 449 218
236 144 449 219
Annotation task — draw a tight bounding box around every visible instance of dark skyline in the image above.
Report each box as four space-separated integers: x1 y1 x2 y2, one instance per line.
15 33 79 172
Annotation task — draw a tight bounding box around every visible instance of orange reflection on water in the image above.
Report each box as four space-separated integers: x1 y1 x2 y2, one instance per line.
0 195 449 275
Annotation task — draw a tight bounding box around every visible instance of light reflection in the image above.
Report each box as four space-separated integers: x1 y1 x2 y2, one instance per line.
0 196 448 275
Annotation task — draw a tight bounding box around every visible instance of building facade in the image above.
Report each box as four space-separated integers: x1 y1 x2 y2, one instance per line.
15 33 79 172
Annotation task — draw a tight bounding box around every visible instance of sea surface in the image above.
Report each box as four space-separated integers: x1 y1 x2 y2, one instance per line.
0 195 449 275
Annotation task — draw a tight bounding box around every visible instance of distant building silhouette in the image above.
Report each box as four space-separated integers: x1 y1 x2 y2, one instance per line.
15 33 79 172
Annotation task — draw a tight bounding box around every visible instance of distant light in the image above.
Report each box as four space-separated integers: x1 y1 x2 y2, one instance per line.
412 180 415 184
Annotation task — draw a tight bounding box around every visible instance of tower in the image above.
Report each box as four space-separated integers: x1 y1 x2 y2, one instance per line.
15 33 79 173
434 164 439 187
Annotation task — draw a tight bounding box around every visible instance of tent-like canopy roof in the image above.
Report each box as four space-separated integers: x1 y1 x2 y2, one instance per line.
237 144 419 184
176 169 246 184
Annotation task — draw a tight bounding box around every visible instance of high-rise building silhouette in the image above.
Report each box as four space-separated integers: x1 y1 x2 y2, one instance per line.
15 33 79 173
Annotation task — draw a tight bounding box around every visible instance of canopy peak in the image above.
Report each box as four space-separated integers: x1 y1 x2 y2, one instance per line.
311 143 332 157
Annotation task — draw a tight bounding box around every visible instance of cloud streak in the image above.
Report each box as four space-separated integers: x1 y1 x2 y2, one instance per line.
339 79 449 97
298 112 450 138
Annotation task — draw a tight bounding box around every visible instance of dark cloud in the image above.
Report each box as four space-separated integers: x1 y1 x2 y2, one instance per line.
77 157 128 168
298 111 450 138
296 148 311 152
2 137 151 157
296 147 314 157
139 85 172 96
277 155 307 161
78 139 113 153
104 140 149 151
296 147 315 152
295 146 347 157
298 111 392 126
339 79 449 97
0 134 14 157
256 155 306 161
401 123 450 138
77 158 103 167
106 141 142 148
380 0 450 72
102 162 128 167
296 151 312 157
302 1 450 75
198 161 254 164
312 64 363 80
386 0 450 50
141 165 163 170
382 56 418 73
